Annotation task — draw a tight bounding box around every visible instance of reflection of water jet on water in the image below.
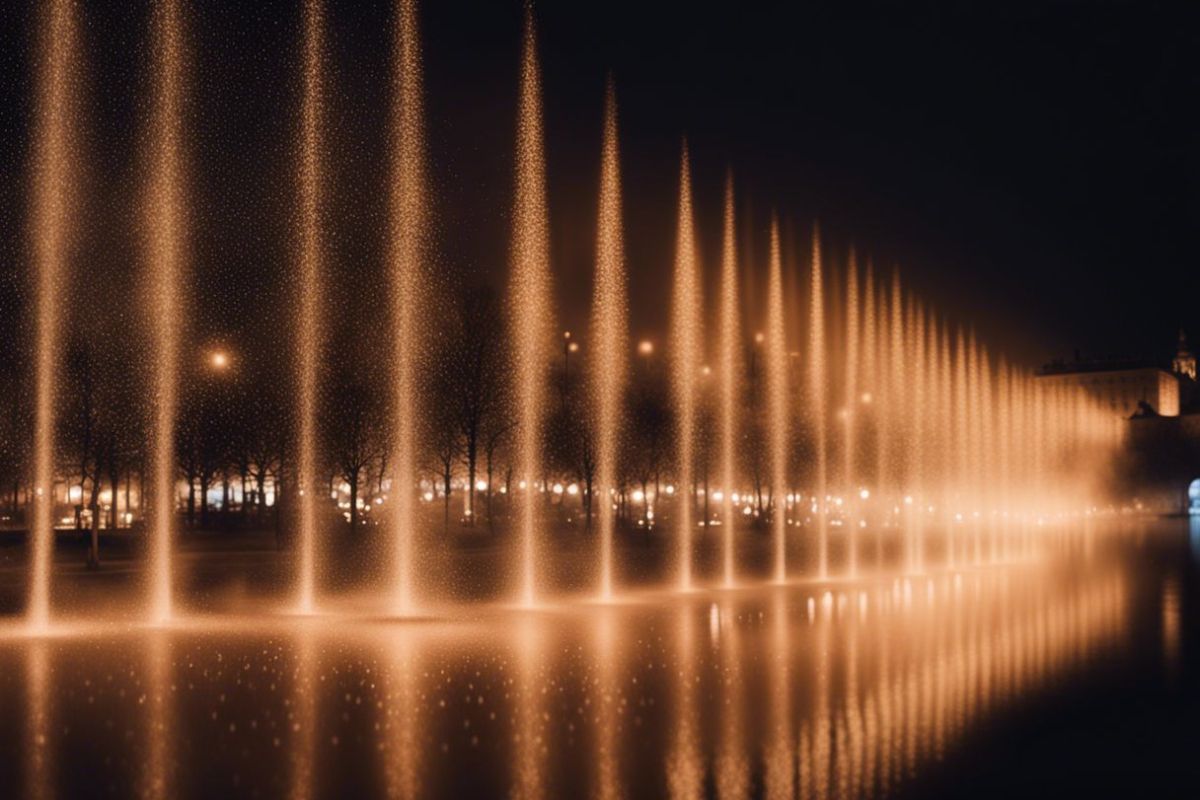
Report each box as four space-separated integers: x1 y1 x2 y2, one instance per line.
142 634 172 800
513 619 546 799
380 634 421 799
763 593 794 800
25 642 53 800
289 632 318 800
715 605 749 800
668 605 701 799
590 610 621 800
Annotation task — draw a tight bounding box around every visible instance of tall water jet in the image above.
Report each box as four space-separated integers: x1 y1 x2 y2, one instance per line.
145 0 185 625
764 218 789 583
952 327 969 566
859 263 878 556
387 0 426 615
888 271 905 565
873 269 890 564
295 0 325 614
27 0 80 630
589 79 627 600
716 173 741 588
808 226 828 578
669 143 701 591
843 250 860 576
509 9 552 607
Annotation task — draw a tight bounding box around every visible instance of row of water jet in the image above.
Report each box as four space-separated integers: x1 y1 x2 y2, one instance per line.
805 258 1124 575
17 0 1128 622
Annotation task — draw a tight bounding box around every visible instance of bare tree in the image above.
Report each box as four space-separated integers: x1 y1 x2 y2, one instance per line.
327 379 386 533
449 286 508 526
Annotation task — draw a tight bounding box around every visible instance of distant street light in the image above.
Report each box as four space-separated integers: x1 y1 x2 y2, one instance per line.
210 350 230 370
638 340 654 356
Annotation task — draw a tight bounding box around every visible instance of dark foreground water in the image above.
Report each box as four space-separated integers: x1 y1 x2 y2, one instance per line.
0 519 1197 799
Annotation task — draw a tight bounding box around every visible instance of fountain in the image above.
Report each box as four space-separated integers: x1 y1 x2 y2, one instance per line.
509 8 553 607
8 0 1133 624
670 143 701 592
295 0 325 615
0 3 1165 797
27 0 79 631
387 0 425 616
590 79 627 601
145 0 185 625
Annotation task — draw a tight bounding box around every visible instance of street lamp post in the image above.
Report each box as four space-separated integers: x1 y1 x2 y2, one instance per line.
562 330 578 412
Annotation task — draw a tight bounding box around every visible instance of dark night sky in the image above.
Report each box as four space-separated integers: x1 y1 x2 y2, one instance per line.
0 0 1196 377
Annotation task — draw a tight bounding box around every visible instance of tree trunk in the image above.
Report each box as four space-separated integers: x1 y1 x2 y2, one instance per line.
274 474 285 549
466 448 477 526
200 477 209 528
485 450 495 533
186 477 196 527
124 465 132 525
256 470 269 514
87 481 100 568
349 472 359 532
240 468 250 522
441 465 451 534
110 467 119 530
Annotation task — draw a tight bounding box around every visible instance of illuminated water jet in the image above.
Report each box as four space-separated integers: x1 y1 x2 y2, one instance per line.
509 9 553 607
669 143 701 592
387 0 425 615
808 227 828 579
843 251 860 577
27 0 80 631
145 0 185 625
764 218 789 582
716 174 741 588
295 0 325 615
590 79 627 601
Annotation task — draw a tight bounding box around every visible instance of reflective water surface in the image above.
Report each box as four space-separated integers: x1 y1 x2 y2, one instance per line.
0 521 1195 799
